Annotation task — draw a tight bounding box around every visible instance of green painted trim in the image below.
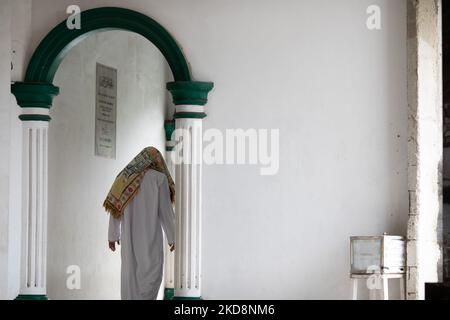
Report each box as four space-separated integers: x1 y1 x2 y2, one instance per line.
25 7 191 83
166 146 175 152
164 288 175 300
15 295 48 300
174 112 207 119
167 81 214 106
19 114 52 122
15 8 214 120
164 120 176 141
11 82 59 109
173 296 203 300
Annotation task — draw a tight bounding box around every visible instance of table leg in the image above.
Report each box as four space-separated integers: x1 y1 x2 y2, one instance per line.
381 277 389 300
369 288 377 300
399 276 405 300
352 279 358 300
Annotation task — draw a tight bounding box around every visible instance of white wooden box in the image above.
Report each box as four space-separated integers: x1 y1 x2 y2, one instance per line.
350 235 406 275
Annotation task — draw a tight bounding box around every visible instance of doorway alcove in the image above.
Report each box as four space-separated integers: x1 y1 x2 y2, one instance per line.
11 7 213 300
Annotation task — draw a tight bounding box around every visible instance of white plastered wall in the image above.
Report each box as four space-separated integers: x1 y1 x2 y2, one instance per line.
0 0 12 300
0 0 32 300
4 0 412 299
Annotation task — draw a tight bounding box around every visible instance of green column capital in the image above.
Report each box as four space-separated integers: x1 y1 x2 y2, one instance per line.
166 81 214 106
11 82 60 109
11 82 59 122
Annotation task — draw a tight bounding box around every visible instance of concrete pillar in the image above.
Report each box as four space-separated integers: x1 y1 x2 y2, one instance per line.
406 0 443 300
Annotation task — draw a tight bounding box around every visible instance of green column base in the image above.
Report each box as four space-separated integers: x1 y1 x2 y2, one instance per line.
15 295 48 300
173 296 203 300
164 288 175 300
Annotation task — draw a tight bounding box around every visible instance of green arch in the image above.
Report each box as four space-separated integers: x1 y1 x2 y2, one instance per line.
25 7 191 83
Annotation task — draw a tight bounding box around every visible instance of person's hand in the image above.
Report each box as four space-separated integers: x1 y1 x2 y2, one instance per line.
109 240 120 252
169 243 175 252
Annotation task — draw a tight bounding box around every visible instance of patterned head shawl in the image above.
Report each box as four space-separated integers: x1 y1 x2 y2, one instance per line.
103 147 175 219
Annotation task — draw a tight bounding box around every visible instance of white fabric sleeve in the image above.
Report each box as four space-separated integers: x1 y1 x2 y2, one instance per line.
108 214 121 242
158 175 176 245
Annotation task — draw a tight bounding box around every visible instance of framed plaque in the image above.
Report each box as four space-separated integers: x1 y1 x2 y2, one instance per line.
95 63 117 159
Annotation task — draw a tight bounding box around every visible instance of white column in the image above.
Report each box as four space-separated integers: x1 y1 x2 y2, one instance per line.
167 80 213 300
11 82 58 300
19 111 49 297
173 106 204 299
164 137 176 297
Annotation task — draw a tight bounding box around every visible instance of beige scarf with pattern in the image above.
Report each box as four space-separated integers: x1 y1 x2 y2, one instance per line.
103 147 175 219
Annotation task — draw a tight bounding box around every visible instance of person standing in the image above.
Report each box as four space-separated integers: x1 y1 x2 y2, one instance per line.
104 147 175 300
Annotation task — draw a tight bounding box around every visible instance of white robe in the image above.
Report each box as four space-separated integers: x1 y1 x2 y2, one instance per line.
108 169 175 300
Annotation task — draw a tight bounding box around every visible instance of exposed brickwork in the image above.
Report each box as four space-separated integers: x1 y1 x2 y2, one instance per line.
407 0 443 300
